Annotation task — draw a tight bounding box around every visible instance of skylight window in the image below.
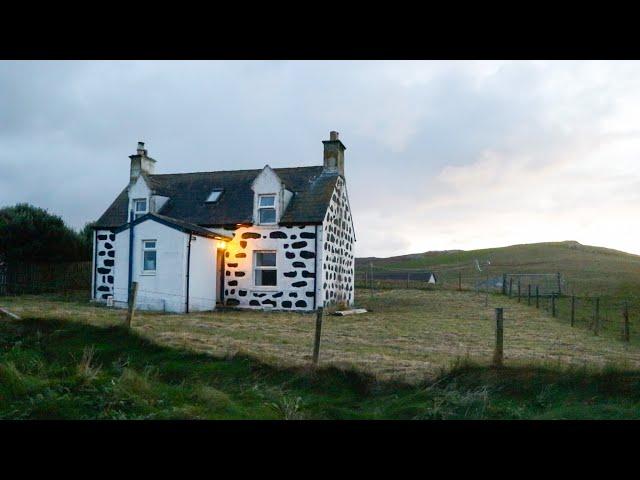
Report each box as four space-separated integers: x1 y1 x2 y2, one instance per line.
205 189 223 203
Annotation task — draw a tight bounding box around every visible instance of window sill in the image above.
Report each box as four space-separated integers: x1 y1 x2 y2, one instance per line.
252 286 278 291
140 272 156 276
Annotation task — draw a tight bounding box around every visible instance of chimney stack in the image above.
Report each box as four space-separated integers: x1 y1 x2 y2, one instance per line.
323 131 346 176
129 140 156 184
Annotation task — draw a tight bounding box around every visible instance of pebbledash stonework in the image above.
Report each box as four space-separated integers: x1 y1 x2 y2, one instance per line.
91 131 355 313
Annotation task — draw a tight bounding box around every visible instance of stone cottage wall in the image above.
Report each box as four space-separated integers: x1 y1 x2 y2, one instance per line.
94 230 116 300
320 177 355 307
223 225 318 311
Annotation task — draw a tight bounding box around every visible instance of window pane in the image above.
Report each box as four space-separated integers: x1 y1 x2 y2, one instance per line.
259 195 275 207
259 208 276 223
256 269 277 286
143 251 156 271
206 190 222 202
144 241 156 249
135 199 147 212
256 252 276 267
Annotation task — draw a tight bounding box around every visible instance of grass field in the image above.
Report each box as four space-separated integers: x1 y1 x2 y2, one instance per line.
2 288 640 384
3 303 640 419
5 241 640 419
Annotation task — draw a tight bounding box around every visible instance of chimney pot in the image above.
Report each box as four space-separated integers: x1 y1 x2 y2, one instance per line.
330 131 339 141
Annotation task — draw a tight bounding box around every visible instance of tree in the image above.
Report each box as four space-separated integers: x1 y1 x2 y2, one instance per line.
0 203 91 263
78 221 97 259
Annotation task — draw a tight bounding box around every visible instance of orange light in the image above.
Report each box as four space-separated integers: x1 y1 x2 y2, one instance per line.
217 241 227 249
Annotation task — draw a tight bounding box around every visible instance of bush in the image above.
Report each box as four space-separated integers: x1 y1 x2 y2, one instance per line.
0 203 92 263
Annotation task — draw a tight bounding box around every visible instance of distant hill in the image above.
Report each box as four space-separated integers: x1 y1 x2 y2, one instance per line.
356 241 640 296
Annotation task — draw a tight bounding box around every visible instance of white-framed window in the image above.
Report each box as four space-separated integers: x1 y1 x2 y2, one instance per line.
142 240 157 274
258 194 276 224
254 251 277 287
134 198 148 219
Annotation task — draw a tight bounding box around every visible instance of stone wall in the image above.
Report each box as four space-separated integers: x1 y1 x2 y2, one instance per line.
223 225 318 311
94 230 116 299
320 177 355 307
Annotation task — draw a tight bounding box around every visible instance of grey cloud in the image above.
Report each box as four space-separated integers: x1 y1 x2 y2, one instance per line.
1 60 639 256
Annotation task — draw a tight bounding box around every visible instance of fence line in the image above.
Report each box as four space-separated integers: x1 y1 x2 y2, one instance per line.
0 261 91 296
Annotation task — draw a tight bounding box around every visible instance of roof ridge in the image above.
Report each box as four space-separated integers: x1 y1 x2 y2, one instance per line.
149 165 324 177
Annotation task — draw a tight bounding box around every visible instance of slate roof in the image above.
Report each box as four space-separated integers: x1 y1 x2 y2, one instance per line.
94 166 339 229
113 213 233 240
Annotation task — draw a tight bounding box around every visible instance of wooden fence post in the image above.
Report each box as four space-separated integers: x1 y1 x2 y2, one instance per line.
458 271 462 291
508 278 513 298
594 297 600 336
527 284 531 306
126 281 138 329
407 272 410 289
484 271 489 307
551 293 556 317
312 307 324 367
517 280 521 303
502 274 507 295
369 262 373 298
623 301 630 342
571 295 575 327
492 308 504 368
535 286 539 309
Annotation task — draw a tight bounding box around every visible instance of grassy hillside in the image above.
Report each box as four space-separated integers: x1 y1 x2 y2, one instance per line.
357 241 640 296
3 316 640 419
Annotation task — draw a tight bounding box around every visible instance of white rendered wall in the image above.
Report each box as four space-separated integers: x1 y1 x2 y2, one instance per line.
128 175 151 215
113 220 189 313
251 166 284 224
151 194 170 214
113 231 129 306
91 229 96 299
187 235 218 312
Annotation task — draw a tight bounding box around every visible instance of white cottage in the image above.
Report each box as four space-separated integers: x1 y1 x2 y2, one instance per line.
91 131 356 313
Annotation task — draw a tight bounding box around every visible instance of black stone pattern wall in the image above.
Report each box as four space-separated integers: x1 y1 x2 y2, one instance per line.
321 177 355 307
94 230 116 300
223 225 318 311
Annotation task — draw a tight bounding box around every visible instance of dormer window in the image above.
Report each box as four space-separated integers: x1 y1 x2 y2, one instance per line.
205 189 223 203
258 194 276 224
133 198 147 219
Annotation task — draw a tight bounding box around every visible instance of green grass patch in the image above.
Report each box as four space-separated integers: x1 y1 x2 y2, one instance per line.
2 317 640 419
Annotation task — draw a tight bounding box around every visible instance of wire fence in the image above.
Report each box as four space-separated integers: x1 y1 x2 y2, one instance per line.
355 266 566 295
0 261 91 296
355 264 640 342
0 259 637 344
518 290 637 341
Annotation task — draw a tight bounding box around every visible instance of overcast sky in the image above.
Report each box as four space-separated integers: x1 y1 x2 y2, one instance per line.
2 60 640 257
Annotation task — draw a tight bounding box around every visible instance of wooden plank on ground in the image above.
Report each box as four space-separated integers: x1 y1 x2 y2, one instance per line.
334 308 368 316
0 307 21 320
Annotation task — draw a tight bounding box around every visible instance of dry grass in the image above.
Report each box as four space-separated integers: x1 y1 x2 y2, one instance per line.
3 289 640 383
